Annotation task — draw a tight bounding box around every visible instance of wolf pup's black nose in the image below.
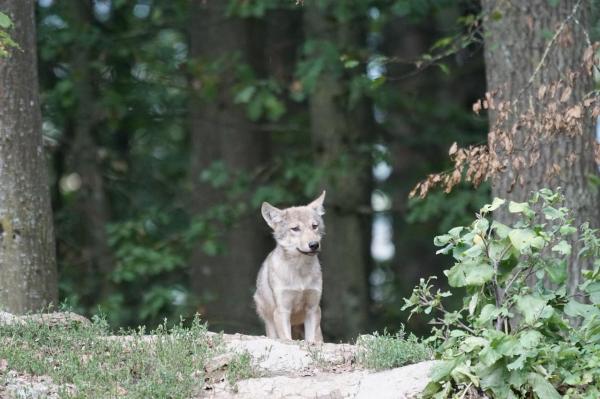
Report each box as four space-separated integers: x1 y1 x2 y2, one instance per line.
309 241 319 251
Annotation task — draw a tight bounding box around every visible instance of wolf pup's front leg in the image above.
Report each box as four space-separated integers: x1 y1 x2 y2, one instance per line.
254 191 326 342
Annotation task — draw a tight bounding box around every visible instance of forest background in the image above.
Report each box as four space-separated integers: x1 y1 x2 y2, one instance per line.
1 0 599 343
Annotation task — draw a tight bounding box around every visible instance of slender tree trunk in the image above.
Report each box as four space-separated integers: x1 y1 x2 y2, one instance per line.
188 2 269 334
66 0 114 302
380 8 487 298
482 0 600 294
304 4 372 341
0 0 58 313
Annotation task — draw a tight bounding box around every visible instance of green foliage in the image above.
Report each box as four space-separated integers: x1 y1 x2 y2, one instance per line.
234 79 286 121
36 0 490 336
0 314 219 398
226 351 258 386
407 183 490 233
402 190 600 398
356 327 432 370
0 11 18 57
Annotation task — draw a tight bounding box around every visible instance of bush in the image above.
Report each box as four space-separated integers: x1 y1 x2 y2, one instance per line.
402 189 600 398
356 327 432 370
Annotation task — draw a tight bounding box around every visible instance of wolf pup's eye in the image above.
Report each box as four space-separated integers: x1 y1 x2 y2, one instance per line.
312 223 318 230
291 226 300 232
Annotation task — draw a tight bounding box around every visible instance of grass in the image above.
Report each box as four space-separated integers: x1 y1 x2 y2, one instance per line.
356 327 432 370
226 351 258 390
0 314 226 398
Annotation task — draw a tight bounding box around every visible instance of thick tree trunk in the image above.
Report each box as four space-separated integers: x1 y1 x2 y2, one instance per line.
188 2 269 334
0 0 58 313
482 0 600 294
304 4 372 341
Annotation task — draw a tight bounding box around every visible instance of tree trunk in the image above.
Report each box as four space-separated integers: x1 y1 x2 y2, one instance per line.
0 0 58 313
66 0 114 303
188 2 269 334
304 4 372 341
482 0 600 294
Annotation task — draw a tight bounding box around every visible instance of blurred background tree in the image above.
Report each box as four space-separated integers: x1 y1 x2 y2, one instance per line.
27 0 599 342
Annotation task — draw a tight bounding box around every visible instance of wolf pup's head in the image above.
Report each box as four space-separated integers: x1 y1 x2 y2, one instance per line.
261 191 326 256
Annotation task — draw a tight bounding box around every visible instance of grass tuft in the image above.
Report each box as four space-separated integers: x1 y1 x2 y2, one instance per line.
226 351 257 386
0 314 220 398
356 327 432 370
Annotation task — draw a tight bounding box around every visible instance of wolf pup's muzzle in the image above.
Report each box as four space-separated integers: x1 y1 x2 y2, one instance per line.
297 241 320 255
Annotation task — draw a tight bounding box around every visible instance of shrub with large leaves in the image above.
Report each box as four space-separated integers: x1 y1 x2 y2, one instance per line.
402 189 600 398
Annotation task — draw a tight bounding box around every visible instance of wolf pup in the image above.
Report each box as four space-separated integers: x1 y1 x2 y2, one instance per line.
253 191 326 342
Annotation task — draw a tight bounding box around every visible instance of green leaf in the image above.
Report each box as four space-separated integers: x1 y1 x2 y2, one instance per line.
585 281 600 304
508 201 533 217
437 63 450 75
480 362 511 398
445 261 494 287
508 229 544 253
246 95 263 121
343 59 359 69
263 94 285 121
430 359 457 382
462 243 483 258
202 240 219 256
480 198 505 213
431 36 453 50
551 240 571 256
491 221 510 239
506 354 526 371
559 225 577 236
477 304 500 326
479 346 502 366
518 330 543 348
544 260 567 284
461 336 488 353
421 381 442 398
448 226 464 237
516 295 553 324
527 372 561 399
468 292 479 316
433 234 451 246
473 218 489 235
370 76 386 90
0 12 12 29
450 364 479 386
565 299 600 319
542 206 564 220
234 85 256 104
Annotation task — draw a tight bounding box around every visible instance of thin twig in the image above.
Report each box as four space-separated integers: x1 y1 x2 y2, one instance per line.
515 0 583 102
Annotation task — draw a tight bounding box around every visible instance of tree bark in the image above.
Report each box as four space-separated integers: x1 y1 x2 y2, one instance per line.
66 0 115 303
304 3 372 341
0 0 58 313
482 0 600 294
188 2 270 334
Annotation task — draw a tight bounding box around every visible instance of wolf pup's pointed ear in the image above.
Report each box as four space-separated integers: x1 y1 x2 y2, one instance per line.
308 190 326 216
261 202 282 229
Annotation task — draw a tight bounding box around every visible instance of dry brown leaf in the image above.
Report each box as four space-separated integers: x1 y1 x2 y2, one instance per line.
538 85 547 100
566 105 582 120
448 142 458 156
560 86 572 103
